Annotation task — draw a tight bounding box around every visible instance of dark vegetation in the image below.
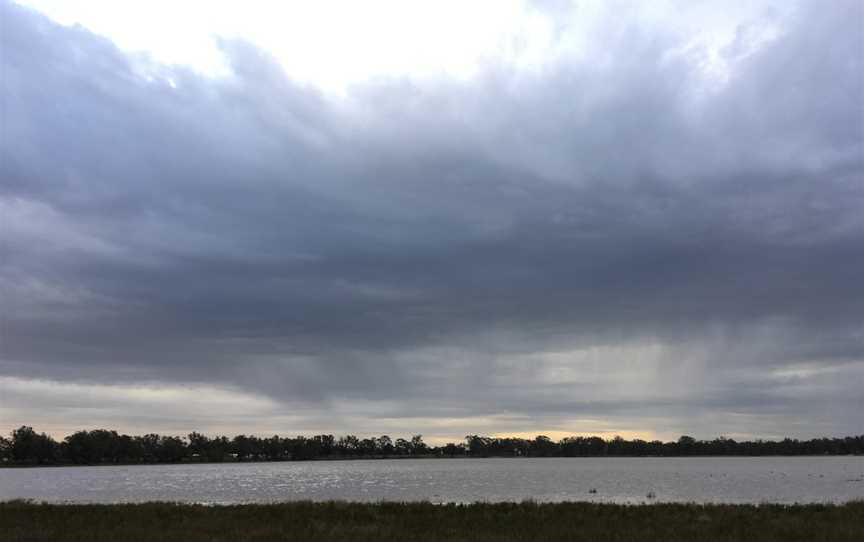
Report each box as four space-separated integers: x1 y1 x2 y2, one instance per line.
2 500 863 542
2 426 862 466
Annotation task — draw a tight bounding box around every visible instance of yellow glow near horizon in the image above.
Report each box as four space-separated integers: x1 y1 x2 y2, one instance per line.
494 430 662 442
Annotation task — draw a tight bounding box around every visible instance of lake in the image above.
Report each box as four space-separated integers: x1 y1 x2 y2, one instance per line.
2 457 862 504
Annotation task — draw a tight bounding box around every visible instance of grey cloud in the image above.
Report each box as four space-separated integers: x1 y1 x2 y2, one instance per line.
1 0 862 438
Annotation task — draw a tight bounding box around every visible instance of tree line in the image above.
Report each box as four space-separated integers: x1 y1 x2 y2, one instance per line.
1 426 861 466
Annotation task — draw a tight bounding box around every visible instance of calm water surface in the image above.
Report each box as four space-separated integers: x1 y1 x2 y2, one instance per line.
2 457 862 504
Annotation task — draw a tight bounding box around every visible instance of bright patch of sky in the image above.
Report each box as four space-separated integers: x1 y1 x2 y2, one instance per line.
15 0 788 92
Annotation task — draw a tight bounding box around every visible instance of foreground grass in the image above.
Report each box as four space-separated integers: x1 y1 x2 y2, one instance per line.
2 500 862 542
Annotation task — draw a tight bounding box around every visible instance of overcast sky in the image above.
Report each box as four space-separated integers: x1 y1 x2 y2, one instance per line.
1 0 862 443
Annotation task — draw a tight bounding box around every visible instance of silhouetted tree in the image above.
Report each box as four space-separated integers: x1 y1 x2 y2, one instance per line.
376 435 394 455
0 435 11 462
410 435 427 455
441 442 464 457
394 438 410 455
676 435 697 456
2 426 861 465
10 426 58 464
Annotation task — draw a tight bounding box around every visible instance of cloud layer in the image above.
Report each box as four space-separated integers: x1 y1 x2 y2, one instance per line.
1 0 862 441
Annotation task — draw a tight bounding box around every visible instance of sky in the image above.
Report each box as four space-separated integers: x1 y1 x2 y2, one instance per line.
1 0 862 444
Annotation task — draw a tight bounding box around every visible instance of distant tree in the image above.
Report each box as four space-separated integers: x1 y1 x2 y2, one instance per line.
465 435 491 457
442 442 463 457
676 435 696 456
314 435 335 456
607 436 627 455
394 438 410 455
10 426 58 464
157 436 188 462
188 432 210 460
62 429 122 464
0 435 11 462
262 436 284 461
2 426 862 465
410 435 427 455
211 436 231 462
139 434 162 462
117 434 144 462
338 435 360 455
376 435 394 455
62 431 94 464
530 435 556 457
232 435 254 461
356 438 373 455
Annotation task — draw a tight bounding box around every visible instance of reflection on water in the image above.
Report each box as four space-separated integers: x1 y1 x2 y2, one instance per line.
1 457 862 504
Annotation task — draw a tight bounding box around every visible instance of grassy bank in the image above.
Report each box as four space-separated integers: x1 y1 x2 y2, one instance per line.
2 500 863 541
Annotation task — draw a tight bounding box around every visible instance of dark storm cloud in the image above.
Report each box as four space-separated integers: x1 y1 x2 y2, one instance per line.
1 0 862 437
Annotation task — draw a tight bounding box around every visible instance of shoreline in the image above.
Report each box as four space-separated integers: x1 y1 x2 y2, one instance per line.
3 500 862 541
